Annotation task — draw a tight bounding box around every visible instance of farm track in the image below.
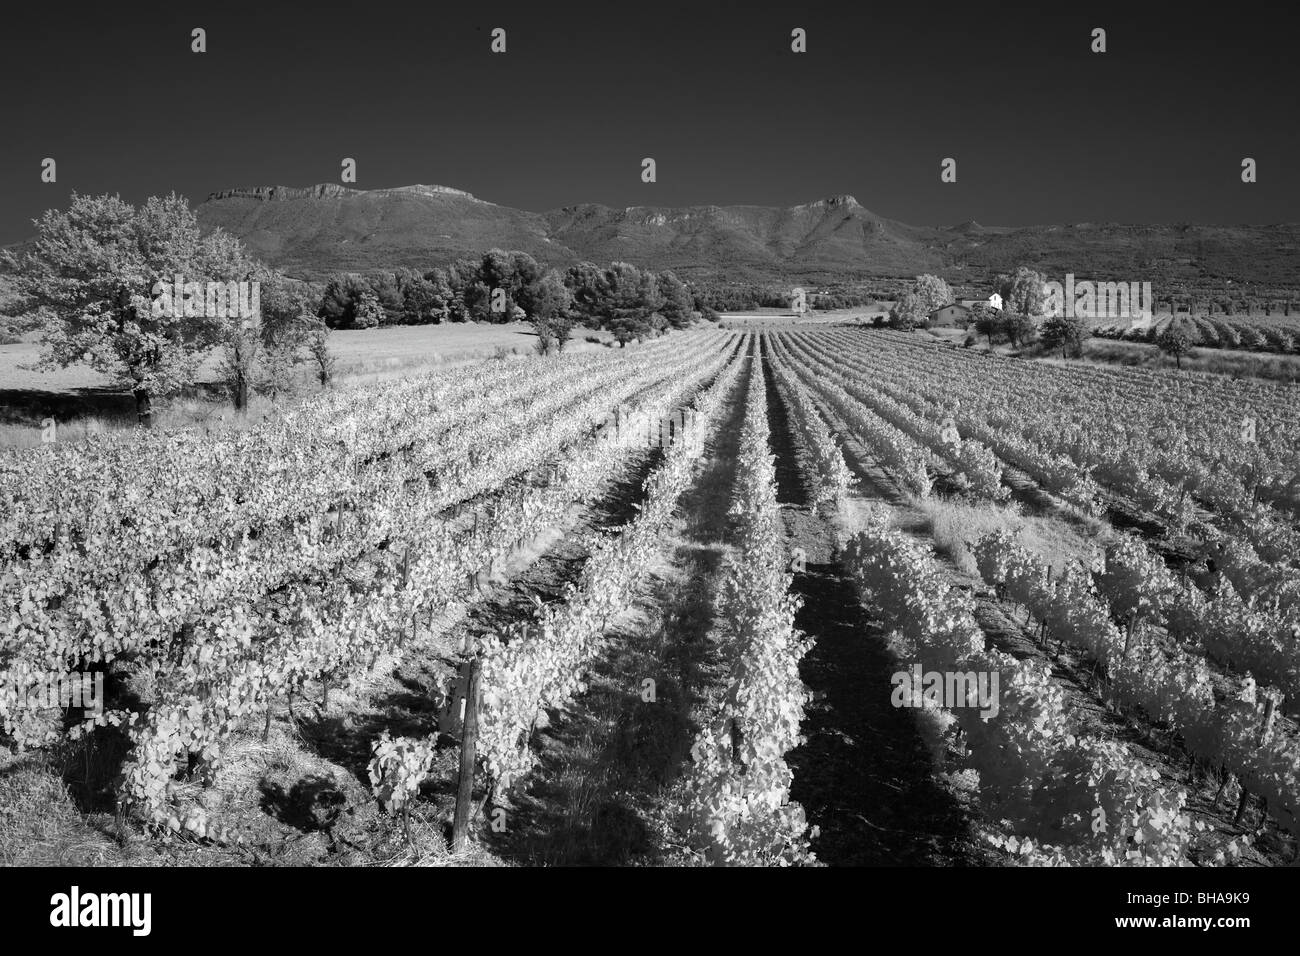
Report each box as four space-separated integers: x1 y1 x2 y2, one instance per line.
798 359 1295 865
764 347 990 865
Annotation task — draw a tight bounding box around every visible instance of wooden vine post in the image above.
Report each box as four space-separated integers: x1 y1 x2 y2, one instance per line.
1233 693 1277 825
452 656 483 852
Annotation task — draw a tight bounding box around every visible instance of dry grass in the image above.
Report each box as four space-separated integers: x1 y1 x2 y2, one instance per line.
0 395 285 448
1079 338 1300 382
0 755 146 867
913 496 1102 577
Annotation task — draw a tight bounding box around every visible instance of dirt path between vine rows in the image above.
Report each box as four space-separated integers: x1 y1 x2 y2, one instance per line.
761 344 994 866
475 355 754 865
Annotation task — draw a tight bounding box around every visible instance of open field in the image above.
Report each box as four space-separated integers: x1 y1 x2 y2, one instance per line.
4 325 1299 867
0 322 620 444
717 305 892 327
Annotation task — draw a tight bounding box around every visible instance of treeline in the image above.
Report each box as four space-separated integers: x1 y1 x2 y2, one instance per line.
811 292 876 310
313 250 708 347
689 279 889 313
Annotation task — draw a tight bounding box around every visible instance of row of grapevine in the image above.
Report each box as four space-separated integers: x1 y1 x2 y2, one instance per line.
818 328 1300 526
4 337 730 682
1094 316 1299 355
112 337 743 836
807 329 1300 634
0 336 739 836
763 340 855 511
472 341 748 796
765 334 934 497
973 530 1300 844
0 335 699 564
789 330 1100 510
1089 536 1300 708
678 339 814 865
1 338 719 680
842 519 1197 864
780 332 1009 501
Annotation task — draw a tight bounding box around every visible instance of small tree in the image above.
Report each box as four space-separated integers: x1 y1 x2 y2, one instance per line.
610 319 639 347
257 342 299 402
1157 320 1196 369
1002 312 1038 348
1040 314 1090 359
533 322 557 355
306 323 335 387
218 322 261 411
528 270 573 354
968 302 1001 344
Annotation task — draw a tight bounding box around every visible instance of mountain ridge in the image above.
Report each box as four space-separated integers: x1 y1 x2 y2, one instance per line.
65 182 1300 289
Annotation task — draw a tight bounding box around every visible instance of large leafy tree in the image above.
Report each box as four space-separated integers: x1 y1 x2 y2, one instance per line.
891 274 953 330
563 261 606 319
889 290 925 330
395 269 439 324
998 266 1048 316
473 249 544 322
319 274 366 328
4 192 256 425
658 271 695 329
913 273 953 314
602 262 656 345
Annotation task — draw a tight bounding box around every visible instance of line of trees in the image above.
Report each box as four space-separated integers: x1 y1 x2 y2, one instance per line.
685 281 885 314
317 252 706 348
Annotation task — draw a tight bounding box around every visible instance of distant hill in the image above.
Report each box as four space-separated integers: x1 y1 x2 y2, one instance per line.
537 195 948 281
195 184 566 278
16 182 1296 289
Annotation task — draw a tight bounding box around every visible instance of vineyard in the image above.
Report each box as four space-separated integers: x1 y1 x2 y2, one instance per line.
3 325 1299 867
1094 313 1300 355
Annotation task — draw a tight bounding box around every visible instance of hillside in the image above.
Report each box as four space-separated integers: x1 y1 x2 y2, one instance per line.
2 182 1288 289
195 184 569 277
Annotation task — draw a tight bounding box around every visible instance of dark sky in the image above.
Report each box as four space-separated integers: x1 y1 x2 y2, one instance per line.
2 1 1297 244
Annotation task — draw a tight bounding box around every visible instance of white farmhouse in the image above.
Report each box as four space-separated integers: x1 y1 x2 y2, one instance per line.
988 292 1003 311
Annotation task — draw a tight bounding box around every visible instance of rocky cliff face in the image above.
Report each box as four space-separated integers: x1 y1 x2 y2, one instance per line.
205 183 479 203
